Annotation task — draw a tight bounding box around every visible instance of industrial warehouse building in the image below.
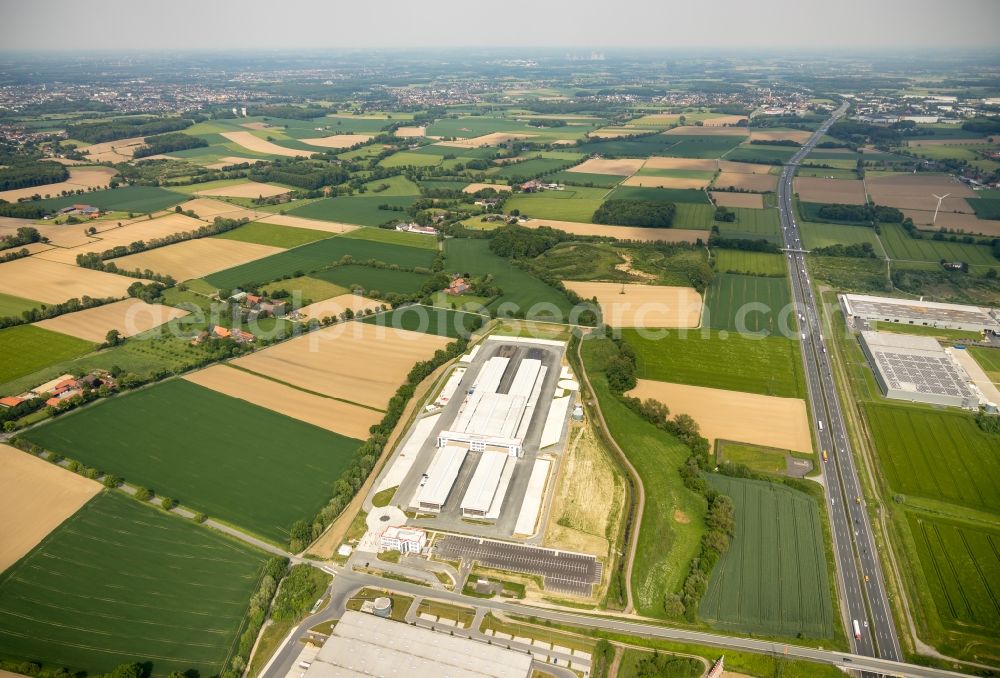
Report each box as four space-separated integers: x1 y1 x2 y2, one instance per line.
859 331 980 409
841 293 1000 333
415 445 468 512
303 611 533 678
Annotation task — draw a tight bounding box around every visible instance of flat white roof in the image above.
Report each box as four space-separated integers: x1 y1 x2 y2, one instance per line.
486 335 566 347
306 611 532 678
843 293 999 328
416 445 468 507
539 396 572 449
508 358 542 398
461 450 512 513
381 526 425 542
377 413 440 492
514 458 551 536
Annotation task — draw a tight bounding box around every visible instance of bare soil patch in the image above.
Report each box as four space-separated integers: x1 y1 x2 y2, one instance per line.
588 128 643 139
523 219 707 243
462 182 512 194
568 158 644 176
703 115 750 127
0 166 118 203
614 253 657 280
301 134 373 149
394 126 426 138
205 156 262 170
0 443 100 573
80 136 145 162
673 509 690 524
718 160 776 175
221 131 312 157
750 129 813 144
438 132 536 148
711 192 764 208
562 281 702 328
714 171 777 193
36 213 208 265
232 321 450 410
795 177 867 205
901 209 1000 236
627 380 813 452
177 197 263 221
196 181 290 199
110 238 281 281
34 298 188 343
866 174 975 213
643 157 718 171
184 365 380 440
622 176 708 190
256 213 359 234
296 293 384 320
0 257 133 303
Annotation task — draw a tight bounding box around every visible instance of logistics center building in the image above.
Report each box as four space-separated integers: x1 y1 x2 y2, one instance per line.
841 293 1000 334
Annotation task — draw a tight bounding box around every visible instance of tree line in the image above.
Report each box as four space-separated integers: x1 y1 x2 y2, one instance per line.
67 116 196 144
133 132 208 159
0 160 68 191
593 199 676 228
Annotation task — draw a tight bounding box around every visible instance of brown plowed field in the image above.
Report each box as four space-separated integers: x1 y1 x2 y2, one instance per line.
714 171 777 192
711 192 764 208
562 281 702 328
795 177 868 205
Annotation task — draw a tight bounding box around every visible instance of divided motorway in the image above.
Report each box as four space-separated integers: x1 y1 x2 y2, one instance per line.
778 102 903 665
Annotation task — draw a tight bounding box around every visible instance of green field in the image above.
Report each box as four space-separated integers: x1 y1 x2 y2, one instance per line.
703 273 792 334
863 402 1000 513
204 236 436 289
503 187 609 222
0 291 43 318
714 250 787 276
672 203 716 229
0 325 95 384
715 207 781 238
362 306 483 338
717 442 792 475
582 336 706 617
701 475 834 638
546 171 624 188
378 151 445 168
340 226 439 250
312 264 429 296
969 198 1000 221
445 239 575 320
969 347 1000 383
726 145 796 164
621 328 805 399
36 186 186 214
492 157 580 181
361 175 422 195
879 223 999 268
0 491 267 676
667 135 747 159
287 195 416 227
608 185 711 205
214 221 334 248
582 136 687 157
23 379 363 543
905 511 1000 643
799 222 886 256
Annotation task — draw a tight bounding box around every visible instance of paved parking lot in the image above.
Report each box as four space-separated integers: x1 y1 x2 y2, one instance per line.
434 534 600 597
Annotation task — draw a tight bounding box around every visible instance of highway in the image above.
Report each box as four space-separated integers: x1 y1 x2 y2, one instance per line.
776 102 903 666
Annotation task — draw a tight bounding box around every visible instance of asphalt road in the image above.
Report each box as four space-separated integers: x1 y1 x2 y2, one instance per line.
262 569 970 678
777 102 903 665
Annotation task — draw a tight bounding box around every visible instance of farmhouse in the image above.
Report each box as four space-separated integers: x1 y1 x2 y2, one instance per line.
302 611 532 678
841 293 1000 334
396 222 438 236
859 331 980 409
445 276 470 295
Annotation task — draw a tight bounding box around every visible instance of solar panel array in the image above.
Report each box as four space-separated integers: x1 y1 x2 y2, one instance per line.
871 349 975 399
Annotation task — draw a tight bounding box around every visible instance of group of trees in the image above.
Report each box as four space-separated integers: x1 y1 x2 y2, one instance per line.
132 132 208 159
1 294 119 329
66 116 196 144
708 233 780 253
0 226 41 251
713 206 735 222
813 242 879 258
593 199 676 228
815 203 903 224
77 217 247 266
249 158 349 190
488 224 567 259
222 556 288 678
0 199 48 219
0 159 68 191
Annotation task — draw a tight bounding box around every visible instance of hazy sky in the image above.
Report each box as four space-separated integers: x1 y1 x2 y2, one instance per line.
2 0 999 51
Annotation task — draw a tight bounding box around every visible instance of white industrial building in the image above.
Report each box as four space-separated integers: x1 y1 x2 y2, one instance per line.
415 445 468 512
378 526 427 554
860 331 980 409
842 294 1000 334
460 450 516 518
437 355 546 457
302 611 532 678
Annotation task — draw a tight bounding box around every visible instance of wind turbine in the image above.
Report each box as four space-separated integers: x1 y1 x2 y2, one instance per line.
932 193 950 225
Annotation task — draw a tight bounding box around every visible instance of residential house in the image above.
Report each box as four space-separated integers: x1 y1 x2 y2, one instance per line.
445 277 470 296
0 396 24 409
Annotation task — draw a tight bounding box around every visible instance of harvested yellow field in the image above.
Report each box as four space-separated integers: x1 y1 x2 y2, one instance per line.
195 181 290 199
622 175 708 190
110 238 281 281
301 133 373 149
711 192 764 208
296 293 384 320
750 129 813 144
866 174 975 213
523 218 707 243
795 177 867 205
255 213 359 234
437 132 536 148
0 219 96 248
628 380 812 452
664 126 747 136
902 209 1000 236
627 113 683 127
703 115 750 127
0 443 100 573
34 298 189 343
588 128 642 138
183 365 380 440
643 157 718 171
0 166 118 203
205 156 262 170
81 136 145 162
568 157 644 176
232 321 450 410
34 213 206 264
714 171 777 193
221 131 312 157
563 281 702 328
178 197 263 221
463 182 512 193
0 257 133 303
718 160 776 175
395 126 426 138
